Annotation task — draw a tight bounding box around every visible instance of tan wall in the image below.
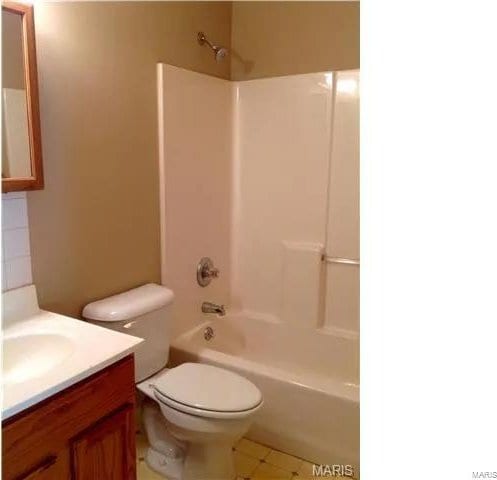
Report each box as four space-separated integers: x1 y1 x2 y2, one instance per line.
27 2 232 317
2 10 25 89
231 1 359 81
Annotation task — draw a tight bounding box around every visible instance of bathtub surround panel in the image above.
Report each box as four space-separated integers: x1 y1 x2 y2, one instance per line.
159 65 233 340
2 192 33 291
159 67 360 339
233 73 333 321
324 263 360 334
281 242 323 329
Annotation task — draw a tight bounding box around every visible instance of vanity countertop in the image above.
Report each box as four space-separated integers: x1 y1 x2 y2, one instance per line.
2 285 143 420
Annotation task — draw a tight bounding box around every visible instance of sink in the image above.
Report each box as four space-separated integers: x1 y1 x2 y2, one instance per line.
3 334 75 385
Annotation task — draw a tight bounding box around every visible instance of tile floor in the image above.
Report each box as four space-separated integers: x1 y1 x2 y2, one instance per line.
136 431 357 480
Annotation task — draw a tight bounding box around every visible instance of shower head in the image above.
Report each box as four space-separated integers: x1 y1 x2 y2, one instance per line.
214 46 228 62
197 31 228 63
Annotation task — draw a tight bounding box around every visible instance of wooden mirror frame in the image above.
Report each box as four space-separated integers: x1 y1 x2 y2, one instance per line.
2 1 44 192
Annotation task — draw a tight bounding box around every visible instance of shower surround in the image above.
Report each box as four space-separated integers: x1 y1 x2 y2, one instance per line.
157 64 359 470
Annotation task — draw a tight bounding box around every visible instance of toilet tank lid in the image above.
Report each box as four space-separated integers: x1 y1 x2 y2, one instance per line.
82 284 174 322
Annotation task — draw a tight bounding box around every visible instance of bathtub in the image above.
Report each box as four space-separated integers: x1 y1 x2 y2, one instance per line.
169 313 359 472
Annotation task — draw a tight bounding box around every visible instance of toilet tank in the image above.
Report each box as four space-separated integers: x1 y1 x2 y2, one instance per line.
82 284 174 382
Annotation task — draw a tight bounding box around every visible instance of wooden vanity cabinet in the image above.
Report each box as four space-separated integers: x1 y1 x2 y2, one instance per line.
2 355 137 480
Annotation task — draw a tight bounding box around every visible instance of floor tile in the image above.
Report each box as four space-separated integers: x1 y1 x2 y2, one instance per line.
236 438 271 460
252 461 293 479
136 432 358 480
137 459 167 480
234 450 261 477
265 450 303 473
297 461 315 476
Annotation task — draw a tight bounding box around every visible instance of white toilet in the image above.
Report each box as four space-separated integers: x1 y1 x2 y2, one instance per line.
82 283 263 480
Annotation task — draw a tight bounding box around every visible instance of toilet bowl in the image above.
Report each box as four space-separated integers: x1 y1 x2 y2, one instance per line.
82 284 263 480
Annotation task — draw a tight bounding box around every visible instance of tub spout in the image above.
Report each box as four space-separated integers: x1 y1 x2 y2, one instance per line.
201 302 226 316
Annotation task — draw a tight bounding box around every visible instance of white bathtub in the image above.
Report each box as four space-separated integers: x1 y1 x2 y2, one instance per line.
169 313 359 472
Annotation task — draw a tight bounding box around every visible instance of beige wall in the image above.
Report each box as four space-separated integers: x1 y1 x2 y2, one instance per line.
231 1 359 81
27 2 232 317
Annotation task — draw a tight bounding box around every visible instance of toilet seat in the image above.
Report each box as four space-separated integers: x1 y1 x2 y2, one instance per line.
151 363 263 419
154 389 262 419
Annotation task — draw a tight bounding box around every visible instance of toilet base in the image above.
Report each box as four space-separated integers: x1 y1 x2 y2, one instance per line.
141 398 237 480
146 447 184 480
145 443 235 480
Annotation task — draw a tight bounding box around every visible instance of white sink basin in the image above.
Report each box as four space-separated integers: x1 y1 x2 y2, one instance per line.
3 334 75 385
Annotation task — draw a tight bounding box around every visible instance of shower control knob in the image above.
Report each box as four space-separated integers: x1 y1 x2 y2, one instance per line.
197 257 220 287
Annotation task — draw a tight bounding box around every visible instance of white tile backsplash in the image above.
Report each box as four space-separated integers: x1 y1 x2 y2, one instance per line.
2 197 28 229
2 192 33 291
4 256 33 290
3 227 31 260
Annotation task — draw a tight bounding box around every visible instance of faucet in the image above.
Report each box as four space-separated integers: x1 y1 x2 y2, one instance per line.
201 302 226 316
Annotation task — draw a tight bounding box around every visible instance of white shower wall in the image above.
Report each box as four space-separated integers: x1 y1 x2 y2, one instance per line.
158 65 233 340
158 65 359 340
232 74 333 327
233 71 360 336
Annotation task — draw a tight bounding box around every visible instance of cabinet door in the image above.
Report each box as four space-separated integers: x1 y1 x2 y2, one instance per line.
71 405 136 480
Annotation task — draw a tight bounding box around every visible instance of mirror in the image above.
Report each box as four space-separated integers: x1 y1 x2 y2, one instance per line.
2 1 43 192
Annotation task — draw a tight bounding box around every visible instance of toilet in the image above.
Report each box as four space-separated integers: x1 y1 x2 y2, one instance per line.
82 283 263 480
